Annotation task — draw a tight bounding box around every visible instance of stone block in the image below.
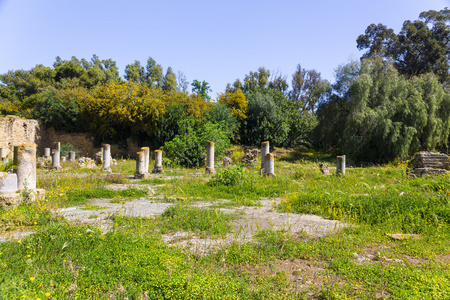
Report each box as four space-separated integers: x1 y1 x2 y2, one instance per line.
407 152 450 178
409 168 447 178
0 193 21 207
0 172 18 193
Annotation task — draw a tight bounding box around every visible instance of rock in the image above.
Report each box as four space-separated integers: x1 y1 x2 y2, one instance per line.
241 149 257 166
223 156 232 167
94 151 103 165
36 157 50 168
0 172 18 193
77 157 98 169
319 163 330 176
407 151 450 178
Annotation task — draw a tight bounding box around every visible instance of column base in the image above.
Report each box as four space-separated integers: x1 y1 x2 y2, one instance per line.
205 167 215 174
152 166 164 173
134 173 151 179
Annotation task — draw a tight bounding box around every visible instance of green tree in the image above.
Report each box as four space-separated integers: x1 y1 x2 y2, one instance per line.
191 80 211 100
288 64 330 115
146 57 164 88
163 117 231 167
124 60 145 84
239 91 289 146
228 67 288 94
357 8 450 84
162 67 177 92
315 59 450 162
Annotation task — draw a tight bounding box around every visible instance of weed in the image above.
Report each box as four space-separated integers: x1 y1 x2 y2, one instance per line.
159 204 236 237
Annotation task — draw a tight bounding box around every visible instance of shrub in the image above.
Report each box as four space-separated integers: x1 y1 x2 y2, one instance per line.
207 167 249 186
163 117 231 167
60 142 80 157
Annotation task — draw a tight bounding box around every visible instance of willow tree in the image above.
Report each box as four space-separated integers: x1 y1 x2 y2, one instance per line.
315 59 450 162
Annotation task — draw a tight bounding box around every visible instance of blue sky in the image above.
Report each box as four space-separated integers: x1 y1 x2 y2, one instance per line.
1 0 449 98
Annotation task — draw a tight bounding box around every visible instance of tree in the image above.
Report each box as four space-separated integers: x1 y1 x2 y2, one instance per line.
176 71 189 93
227 67 288 94
357 8 450 84
243 67 271 93
162 67 177 92
217 89 248 120
146 57 164 88
124 60 145 84
315 58 450 162
288 64 330 115
191 79 211 100
163 117 231 167
239 91 289 146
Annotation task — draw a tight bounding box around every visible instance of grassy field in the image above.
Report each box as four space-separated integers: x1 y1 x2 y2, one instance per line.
0 152 449 299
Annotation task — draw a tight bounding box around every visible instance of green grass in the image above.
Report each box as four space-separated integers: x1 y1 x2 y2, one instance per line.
1 157 450 298
0 223 296 299
159 205 237 237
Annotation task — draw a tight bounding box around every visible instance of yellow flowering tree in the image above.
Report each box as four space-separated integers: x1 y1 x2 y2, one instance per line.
84 81 166 139
217 90 248 120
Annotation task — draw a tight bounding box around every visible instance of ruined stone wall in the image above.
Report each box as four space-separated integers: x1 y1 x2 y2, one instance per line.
45 128 95 157
1 115 148 159
0 116 45 157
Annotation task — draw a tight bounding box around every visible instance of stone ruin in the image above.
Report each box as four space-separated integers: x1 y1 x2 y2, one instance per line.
407 151 450 178
0 143 45 207
320 163 330 176
241 149 258 166
223 156 232 167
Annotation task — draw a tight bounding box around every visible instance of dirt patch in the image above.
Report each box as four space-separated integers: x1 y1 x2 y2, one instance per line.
241 258 341 297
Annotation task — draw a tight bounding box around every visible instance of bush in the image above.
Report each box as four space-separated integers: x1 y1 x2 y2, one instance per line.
207 167 249 186
163 117 231 167
60 143 80 157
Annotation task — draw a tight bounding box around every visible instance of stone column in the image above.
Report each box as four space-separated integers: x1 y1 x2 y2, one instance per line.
51 142 60 169
61 156 66 163
69 151 76 162
54 142 60 153
51 149 60 169
261 141 270 172
0 148 8 163
141 147 150 174
205 141 215 174
13 143 36 190
135 151 145 178
336 155 346 175
44 147 51 158
264 153 275 176
152 150 163 173
102 144 111 172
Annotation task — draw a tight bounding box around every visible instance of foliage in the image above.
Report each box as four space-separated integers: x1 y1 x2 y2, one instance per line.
26 90 84 131
204 103 238 140
191 79 211 100
59 143 80 158
217 89 248 120
85 81 166 140
227 67 288 94
162 117 231 167
357 8 450 84
288 64 330 115
315 59 450 162
207 167 249 186
162 67 177 92
239 91 289 147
